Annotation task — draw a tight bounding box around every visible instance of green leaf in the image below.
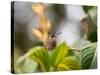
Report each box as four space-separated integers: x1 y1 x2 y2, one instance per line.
88 7 97 26
80 43 97 69
90 50 97 69
15 46 47 73
29 47 51 72
82 6 94 13
15 58 38 73
54 56 80 71
51 42 69 66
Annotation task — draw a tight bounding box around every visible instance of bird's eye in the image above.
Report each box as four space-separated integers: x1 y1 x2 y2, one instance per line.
51 34 54 38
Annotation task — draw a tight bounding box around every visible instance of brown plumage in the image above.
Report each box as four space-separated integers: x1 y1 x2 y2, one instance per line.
43 36 56 50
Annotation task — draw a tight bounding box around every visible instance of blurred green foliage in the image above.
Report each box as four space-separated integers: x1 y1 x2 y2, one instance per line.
15 42 97 73
83 6 94 13
83 6 97 42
